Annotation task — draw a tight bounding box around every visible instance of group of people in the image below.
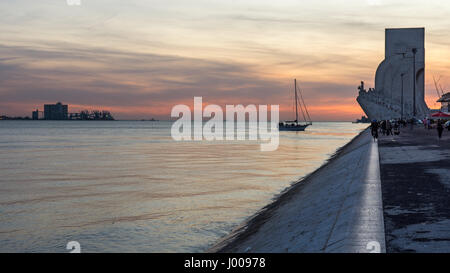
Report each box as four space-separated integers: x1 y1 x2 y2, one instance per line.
423 118 449 139
370 119 400 141
370 117 449 141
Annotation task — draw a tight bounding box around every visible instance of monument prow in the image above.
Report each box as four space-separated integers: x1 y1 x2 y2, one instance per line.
357 28 429 120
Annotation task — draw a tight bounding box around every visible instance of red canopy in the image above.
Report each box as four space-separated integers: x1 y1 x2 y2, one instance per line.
431 111 450 118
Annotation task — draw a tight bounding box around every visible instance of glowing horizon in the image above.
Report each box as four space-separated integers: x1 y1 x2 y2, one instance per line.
1 0 450 121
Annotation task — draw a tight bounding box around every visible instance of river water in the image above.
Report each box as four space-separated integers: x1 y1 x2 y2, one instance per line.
0 121 367 252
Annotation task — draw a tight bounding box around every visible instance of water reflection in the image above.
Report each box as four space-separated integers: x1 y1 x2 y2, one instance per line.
0 121 367 252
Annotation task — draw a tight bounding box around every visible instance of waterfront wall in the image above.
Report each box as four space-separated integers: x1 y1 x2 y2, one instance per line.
210 128 386 253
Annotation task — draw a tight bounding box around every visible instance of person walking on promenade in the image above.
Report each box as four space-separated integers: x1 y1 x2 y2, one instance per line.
386 120 392 136
371 120 379 142
393 121 400 135
381 120 386 136
437 120 444 140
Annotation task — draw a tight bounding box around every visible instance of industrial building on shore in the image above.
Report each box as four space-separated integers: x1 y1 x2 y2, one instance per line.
32 102 114 120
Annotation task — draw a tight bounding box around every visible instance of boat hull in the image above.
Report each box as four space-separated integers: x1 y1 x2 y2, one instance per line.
279 124 310 131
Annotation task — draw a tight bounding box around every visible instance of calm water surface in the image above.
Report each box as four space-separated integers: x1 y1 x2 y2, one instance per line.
0 121 367 252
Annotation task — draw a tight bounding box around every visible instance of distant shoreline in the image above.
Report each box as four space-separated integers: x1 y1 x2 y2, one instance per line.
0 119 358 123
0 119 161 122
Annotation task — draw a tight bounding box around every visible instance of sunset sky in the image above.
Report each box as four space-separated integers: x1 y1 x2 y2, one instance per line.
1 0 450 121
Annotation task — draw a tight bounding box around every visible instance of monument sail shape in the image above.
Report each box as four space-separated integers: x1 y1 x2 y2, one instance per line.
357 28 429 120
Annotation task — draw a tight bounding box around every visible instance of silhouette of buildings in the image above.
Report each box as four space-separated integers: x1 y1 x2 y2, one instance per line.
29 102 115 121
44 102 68 120
69 110 114 120
32 109 40 120
437 92 450 112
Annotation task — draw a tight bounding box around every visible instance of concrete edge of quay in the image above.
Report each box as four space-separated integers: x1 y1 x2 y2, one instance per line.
209 127 386 253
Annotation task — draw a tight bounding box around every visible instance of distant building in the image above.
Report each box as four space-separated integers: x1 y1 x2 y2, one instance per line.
437 92 450 112
44 102 68 120
30 102 114 121
32 109 39 120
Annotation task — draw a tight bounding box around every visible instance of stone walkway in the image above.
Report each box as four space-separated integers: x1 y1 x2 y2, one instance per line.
378 126 450 252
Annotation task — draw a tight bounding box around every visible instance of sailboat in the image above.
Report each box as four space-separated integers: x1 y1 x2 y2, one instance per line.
279 79 312 131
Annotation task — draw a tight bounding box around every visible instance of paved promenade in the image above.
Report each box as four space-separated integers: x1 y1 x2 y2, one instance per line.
211 129 386 253
378 126 450 252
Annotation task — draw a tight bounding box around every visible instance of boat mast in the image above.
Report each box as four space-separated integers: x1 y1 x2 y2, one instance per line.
295 79 298 123
297 83 312 125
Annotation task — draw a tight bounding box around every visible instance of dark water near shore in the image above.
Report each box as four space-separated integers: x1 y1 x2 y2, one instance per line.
0 121 367 252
